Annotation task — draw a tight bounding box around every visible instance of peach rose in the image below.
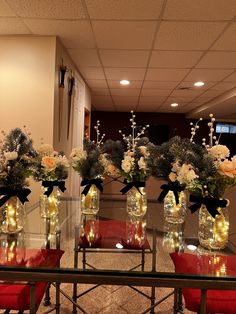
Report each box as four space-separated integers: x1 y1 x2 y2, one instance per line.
218 159 236 178
41 156 57 171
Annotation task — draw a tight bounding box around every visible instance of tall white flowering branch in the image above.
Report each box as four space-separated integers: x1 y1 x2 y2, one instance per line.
119 111 149 151
94 120 105 147
202 114 218 148
190 118 202 143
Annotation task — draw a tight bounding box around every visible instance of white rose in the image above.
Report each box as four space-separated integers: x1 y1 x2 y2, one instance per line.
121 155 134 173
138 156 147 171
4 151 18 161
37 144 54 156
208 145 230 160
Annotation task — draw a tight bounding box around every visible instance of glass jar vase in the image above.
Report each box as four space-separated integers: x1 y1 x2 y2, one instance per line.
126 187 147 218
198 204 229 250
81 184 100 215
40 186 61 218
0 196 25 234
164 191 187 224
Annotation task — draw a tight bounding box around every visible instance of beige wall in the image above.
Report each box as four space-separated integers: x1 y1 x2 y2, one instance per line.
0 36 56 145
0 36 56 206
0 35 91 206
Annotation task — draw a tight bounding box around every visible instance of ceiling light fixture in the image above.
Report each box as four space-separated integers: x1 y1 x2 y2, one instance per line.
120 79 130 85
171 103 178 107
194 81 205 87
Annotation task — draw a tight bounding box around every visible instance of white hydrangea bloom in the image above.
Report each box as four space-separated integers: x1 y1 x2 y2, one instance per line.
55 155 70 168
177 163 198 185
37 144 54 156
70 147 87 161
139 146 149 157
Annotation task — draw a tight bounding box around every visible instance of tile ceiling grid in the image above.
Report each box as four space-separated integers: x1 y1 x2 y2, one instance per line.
134 0 168 113
158 19 235 112
1 0 236 118
81 0 117 111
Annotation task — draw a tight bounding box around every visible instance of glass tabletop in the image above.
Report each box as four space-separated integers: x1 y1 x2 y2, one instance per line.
0 197 236 283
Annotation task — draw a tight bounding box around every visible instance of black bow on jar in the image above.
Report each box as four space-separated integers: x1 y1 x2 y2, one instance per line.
0 187 31 207
42 181 66 197
189 194 228 218
81 178 103 196
120 179 146 195
157 182 185 204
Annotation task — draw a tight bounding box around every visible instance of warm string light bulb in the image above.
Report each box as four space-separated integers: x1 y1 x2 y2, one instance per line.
94 120 105 147
190 118 203 143
119 111 149 151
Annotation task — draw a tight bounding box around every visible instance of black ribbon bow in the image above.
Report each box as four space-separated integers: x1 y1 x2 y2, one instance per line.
189 194 228 218
120 179 146 195
158 183 184 204
81 178 103 196
42 181 66 197
0 187 31 207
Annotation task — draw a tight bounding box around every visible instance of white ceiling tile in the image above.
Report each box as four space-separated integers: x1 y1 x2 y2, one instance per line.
0 17 31 34
86 79 108 89
113 95 139 105
211 24 236 51
67 49 101 67
198 90 224 98
184 69 233 81
166 96 194 104
223 71 236 81
92 105 115 111
139 96 167 103
104 68 146 80
141 89 171 97
91 89 110 95
92 21 156 49
7 0 86 19
23 19 95 48
164 0 236 21
79 67 105 80
146 68 189 81
154 21 226 50
110 89 140 96
85 0 164 20
99 50 149 68
91 95 114 107
149 51 203 68
0 0 16 16
196 52 236 69
170 89 203 97
211 82 236 90
136 103 162 112
116 104 137 112
108 80 143 88
143 81 179 89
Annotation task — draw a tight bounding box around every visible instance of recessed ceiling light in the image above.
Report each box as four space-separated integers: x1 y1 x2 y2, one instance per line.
171 103 178 107
120 79 130 85
194 81 205 87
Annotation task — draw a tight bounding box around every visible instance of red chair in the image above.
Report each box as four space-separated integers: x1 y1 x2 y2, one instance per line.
170 252 236 314
0 248 64 313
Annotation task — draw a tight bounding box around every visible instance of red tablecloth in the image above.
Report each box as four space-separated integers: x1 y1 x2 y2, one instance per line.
170 252 236 313
0 248 64 310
